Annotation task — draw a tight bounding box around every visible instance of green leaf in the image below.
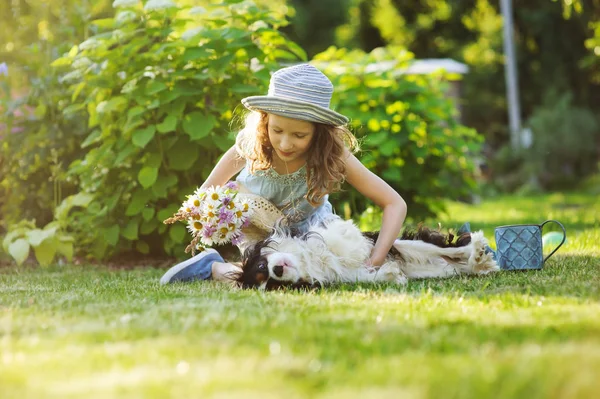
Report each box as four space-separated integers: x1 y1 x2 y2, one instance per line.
152 174 178 197
63 103 85 116
142 207 155 221
33 238 56 267
26 226 57 247
125 190 152 216
169 224 186 242
3 229 25 252
382 168 402 182
183 47 210 62
157 114 177 133
92 18 115 29
98 96 127 113
104 225 120 246
211 133 233 151
121 219 139 241
159 89 182 104
158 204 179 223
55 239 74 262
182 112 216 140
127 106 146 119
166 138 199 170
123 114 145 134
51 57 73 67
132 125 156 148
140 219 158 235
8 239 30 266
25 229 46 247
115 143 137 165
81 129 102 148
380 140 397 156
55 193 94 221
136 241 150 254
146 153 162 168
138 166 159 189
230 84 259 94
368 131 389 146
106 192 121 211
146 80 167 95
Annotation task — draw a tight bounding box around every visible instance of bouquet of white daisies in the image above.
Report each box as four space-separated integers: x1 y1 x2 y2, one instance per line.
164 181 251 254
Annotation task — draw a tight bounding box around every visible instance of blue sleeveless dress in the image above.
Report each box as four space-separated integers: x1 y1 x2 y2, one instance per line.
235 162 338 233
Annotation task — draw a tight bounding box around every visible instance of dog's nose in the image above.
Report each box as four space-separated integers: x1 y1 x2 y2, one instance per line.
273 265 284 277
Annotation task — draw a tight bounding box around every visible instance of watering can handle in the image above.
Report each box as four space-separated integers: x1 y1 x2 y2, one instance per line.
540 220 567 263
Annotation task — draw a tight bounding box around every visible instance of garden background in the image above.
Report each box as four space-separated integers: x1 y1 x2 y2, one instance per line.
0 0 599 398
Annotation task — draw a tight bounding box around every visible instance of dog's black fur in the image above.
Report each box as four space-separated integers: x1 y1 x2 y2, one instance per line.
236 225 471 290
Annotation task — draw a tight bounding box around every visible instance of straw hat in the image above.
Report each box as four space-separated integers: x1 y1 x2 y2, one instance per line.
241 64 349 126
234 189 286 251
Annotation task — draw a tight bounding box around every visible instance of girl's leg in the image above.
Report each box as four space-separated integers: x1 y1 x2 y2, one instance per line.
159 249 240 284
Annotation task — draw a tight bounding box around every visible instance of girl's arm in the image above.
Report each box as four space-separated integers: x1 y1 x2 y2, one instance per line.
200 145 246 190
344 151 407 266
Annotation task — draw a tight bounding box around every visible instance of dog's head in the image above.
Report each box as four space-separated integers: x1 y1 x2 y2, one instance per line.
237 238 304 289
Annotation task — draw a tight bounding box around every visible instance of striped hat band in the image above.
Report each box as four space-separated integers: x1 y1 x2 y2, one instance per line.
241 64 349 126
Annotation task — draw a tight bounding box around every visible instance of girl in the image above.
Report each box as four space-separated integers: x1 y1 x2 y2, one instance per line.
160 64 407 284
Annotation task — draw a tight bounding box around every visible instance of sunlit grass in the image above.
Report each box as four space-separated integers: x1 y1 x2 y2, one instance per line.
1 192 599 398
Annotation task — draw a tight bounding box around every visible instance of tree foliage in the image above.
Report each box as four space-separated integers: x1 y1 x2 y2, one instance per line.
49 0 306 259
331 0 600 147
314 46 482 219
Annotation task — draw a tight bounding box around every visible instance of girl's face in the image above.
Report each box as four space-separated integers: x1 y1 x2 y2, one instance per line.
267 114 315 163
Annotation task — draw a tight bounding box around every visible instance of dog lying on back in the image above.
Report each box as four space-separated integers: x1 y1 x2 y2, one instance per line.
234 218 498 289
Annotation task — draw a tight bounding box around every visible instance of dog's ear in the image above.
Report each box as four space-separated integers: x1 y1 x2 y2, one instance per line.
224 268 244 283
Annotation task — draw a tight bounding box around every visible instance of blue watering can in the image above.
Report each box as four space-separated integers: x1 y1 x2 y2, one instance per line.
494 220 566 270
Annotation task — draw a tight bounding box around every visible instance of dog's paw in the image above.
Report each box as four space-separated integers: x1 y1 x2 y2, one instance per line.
394 273 408 285
377 262 405 283
468 231 499 274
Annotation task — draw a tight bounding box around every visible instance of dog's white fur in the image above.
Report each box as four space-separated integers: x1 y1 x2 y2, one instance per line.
259 219 498 286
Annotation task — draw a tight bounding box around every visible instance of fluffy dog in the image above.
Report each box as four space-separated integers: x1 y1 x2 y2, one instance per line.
235 218 498 289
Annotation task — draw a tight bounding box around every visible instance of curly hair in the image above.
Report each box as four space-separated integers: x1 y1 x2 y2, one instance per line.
235 111 359 207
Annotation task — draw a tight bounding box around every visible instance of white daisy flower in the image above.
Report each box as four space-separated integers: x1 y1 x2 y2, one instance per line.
203 186 222 208
193 186 207 200
187 218 203 235
187 194 202 209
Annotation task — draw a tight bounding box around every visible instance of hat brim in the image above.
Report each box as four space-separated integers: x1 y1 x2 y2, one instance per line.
241 96 349 126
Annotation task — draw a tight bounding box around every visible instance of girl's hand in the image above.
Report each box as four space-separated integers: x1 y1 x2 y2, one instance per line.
366 256 385 269
367 257 385 268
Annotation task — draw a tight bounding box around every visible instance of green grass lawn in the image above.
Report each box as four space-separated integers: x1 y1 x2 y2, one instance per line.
1 193 599 398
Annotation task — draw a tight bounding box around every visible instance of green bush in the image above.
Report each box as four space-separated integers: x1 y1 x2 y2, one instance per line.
491 90 599 192
0 61 85 229
0 0 110 254
313 46 483 220
527 91 599 188
52 0 306 259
